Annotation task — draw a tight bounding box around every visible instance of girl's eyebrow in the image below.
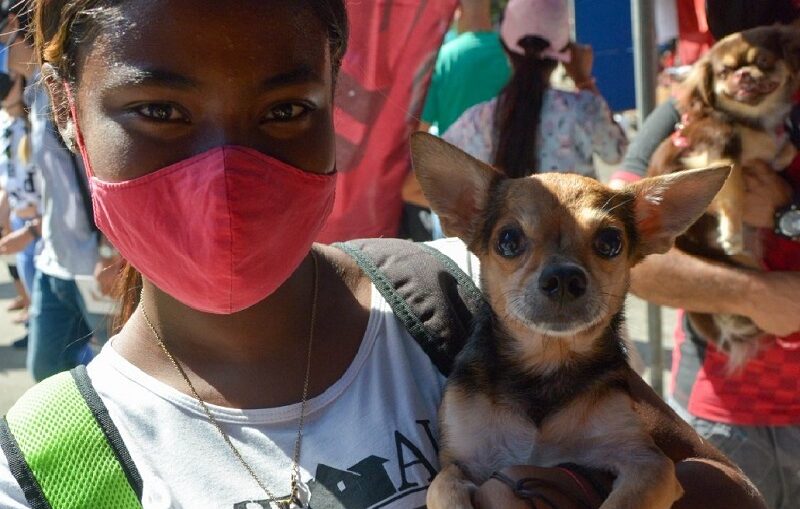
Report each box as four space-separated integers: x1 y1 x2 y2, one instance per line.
103 65 323 92
105 65 200 90
260 66 324 91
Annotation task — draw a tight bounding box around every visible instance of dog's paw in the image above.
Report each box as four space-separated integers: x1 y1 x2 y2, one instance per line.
427 465 475 509
426 486 472 509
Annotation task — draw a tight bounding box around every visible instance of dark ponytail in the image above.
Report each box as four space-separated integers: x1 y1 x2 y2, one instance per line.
494 36 558 179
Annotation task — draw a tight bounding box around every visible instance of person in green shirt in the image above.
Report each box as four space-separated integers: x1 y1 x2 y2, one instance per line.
419 0 511 134
401 0 511 241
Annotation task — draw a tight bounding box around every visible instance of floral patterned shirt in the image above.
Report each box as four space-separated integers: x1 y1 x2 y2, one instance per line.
442 89 628 178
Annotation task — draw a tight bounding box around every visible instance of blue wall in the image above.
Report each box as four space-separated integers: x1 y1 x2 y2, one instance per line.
574 0 636 111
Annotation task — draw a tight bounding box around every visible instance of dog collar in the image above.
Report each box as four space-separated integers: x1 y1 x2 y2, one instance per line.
671 113 691 149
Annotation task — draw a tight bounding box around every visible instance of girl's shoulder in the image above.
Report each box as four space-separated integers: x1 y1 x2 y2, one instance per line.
545 88 601 108
450 97 499 129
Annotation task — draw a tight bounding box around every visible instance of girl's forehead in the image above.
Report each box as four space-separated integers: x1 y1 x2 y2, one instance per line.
80 0 329 84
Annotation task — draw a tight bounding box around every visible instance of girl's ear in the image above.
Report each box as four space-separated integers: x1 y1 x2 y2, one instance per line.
41 63 78 152
409 132 502 244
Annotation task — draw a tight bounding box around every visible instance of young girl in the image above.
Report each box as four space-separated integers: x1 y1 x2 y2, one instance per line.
443 0 627 179
0 1 764 508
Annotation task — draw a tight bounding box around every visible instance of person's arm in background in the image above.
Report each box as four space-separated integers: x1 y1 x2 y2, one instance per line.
0 188 10 236
611 100 800 337
607 99 681 188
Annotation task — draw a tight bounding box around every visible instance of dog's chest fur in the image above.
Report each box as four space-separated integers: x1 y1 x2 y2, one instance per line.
449 311 629 426
441 311 630 481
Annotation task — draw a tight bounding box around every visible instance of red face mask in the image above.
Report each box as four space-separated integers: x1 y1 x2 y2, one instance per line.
67 91 337 314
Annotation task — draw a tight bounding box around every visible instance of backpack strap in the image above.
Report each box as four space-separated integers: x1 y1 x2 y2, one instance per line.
335 238 486 376
1 366 142 509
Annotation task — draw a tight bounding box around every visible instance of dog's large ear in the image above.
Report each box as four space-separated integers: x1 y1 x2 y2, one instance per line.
410 133 502 243
628 164 731 256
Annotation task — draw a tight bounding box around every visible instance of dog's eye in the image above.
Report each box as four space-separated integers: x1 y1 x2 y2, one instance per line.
594 228 623 259
497 227 526 258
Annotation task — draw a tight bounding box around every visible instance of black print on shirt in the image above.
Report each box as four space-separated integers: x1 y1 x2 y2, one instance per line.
233 420 439 509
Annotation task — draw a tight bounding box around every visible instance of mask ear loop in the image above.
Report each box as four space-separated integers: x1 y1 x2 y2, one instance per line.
62 81 95 178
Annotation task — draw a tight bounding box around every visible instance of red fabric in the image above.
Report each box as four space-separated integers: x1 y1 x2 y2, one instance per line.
672 312 800 425
676 0 713 66
763 159 800 273
318 0 458 243
671 134 800 425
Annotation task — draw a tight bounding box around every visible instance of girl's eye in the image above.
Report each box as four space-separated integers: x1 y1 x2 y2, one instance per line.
594 228 624 259
134 104 186 122
496 227 526 259
264 103 313 122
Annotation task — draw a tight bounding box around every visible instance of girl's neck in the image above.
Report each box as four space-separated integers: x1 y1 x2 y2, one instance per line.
113 246 373 408
137 252 318 365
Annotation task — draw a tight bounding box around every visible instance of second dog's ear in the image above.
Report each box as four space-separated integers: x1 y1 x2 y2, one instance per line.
629 164 731 256
410 133 501 242
679 56 715 108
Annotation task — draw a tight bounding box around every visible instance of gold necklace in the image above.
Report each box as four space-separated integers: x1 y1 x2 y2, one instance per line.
140 250 319 509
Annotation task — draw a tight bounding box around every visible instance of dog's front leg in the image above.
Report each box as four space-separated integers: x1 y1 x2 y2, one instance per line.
540 392 684 509
427 462 475 509
713 162 745 254
600 451 683 509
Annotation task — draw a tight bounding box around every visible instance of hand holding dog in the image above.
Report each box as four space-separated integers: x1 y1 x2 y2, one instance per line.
473 466 610 509
742 160 793 229
745 271 800 337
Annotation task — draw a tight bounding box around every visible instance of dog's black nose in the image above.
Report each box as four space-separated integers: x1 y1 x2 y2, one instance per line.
539 265 588 302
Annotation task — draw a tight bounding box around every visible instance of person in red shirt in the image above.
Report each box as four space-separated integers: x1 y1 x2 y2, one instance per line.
611 2 800 507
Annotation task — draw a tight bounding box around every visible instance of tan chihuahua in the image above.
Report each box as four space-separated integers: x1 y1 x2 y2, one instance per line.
410 133 731 509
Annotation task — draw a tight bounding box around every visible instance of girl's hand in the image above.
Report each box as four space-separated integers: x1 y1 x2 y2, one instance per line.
564 43 595 87
473 466 610 509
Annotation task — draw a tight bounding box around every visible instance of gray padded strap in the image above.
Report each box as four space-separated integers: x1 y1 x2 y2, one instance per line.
335 239 486 375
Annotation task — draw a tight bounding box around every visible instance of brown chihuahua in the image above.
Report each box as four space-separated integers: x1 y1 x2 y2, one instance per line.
648 25 800 369
410 133 730 509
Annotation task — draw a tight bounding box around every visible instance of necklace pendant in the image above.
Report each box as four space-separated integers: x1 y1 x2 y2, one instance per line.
274 495 304 509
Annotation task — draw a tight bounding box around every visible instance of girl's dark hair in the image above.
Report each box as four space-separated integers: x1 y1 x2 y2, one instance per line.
34 0 349 79
32 0 349 330
493 36 557 179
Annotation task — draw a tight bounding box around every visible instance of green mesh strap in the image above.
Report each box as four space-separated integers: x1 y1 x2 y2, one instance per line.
2 367 142 509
